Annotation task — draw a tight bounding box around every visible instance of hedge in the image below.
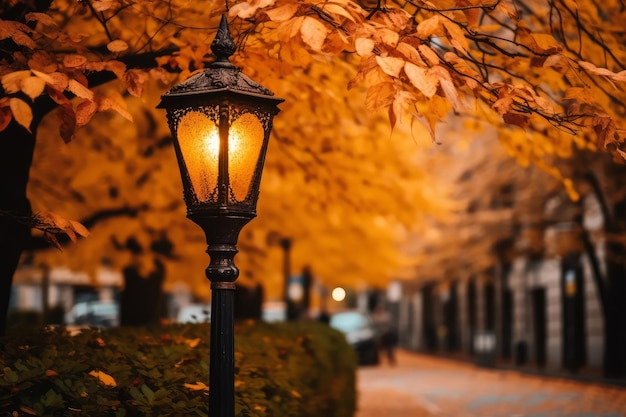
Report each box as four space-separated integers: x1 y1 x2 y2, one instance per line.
0 320 357 417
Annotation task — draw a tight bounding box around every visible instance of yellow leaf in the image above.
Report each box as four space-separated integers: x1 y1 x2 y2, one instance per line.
300 17 328 52
265 4 298 22
107 40 129 53
184 381 209 391
355 38 375 57
429 65 465 111
418 45 440 65
32 70 69 91
229 0 275 19
376 56 405 78
397 42 426 67
404 62 437 97
321 3 356 22
443 20 469 53
1 70 31 94
229 2 255 19
9 98 32 132
89 370 117 387
21 76 46 100
373 29 399 47
531 33 561 52
416 15 442 38
68 79 94 101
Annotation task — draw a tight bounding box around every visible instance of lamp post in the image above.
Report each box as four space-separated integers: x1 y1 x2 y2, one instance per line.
157 15 283 417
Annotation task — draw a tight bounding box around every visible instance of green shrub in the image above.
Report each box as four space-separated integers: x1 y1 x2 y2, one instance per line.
0 321 356 417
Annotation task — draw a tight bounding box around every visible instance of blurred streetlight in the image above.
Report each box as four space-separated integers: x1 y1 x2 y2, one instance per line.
332 287 347 302
157 15 283 417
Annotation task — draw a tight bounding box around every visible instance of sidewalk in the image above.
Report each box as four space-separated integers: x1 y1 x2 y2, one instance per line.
420 349 626 389
356 349 626 417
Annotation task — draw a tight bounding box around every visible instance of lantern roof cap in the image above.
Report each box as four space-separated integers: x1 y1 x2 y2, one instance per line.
157 15 283 107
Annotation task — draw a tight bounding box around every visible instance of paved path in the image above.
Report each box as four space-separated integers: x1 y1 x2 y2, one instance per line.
356 350 626 417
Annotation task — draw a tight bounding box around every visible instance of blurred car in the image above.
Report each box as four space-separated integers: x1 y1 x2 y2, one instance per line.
330 310 379 365
177 304 211 323
64 300 120 327
261 301 287 322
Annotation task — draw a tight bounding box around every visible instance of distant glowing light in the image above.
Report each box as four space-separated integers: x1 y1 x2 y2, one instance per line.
331 287 346 302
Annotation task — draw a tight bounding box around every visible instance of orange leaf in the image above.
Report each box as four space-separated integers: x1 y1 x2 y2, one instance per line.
76 100 98 128
69 220 90 238
416 15 442 38
89 370 117 387
105 61 127 79
184 381 208 391
124 69 148 97
0 20 36 48
107 40 129 53
92 0 117 12
63 54 87 68
366 82 395 112
503 112 530 128
25 12 57 27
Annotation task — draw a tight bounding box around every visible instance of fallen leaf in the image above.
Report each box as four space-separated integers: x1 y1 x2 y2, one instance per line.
89 370 117 387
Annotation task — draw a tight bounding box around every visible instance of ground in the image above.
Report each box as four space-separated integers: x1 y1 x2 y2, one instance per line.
356 350 626 417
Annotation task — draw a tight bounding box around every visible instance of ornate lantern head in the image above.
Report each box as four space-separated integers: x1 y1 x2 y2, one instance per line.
157 15 283 225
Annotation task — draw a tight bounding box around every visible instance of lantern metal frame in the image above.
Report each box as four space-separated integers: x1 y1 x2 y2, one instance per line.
157 14 283 417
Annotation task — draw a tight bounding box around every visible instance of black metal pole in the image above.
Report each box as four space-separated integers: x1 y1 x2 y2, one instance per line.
203 235 243 417
209 283 235 417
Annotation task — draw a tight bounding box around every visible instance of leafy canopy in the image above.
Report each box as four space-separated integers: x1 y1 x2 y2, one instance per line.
2 0 626 294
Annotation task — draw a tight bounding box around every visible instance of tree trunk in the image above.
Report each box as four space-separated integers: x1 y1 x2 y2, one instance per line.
603 197 626 378
119 259 165 326
0 121 36 336
583 165 626 378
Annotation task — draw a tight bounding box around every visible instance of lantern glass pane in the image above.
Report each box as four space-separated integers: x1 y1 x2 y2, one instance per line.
177 111 219 203
229 113 264 201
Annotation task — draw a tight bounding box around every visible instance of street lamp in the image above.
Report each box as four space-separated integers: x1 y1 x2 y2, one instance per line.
157 14 283 417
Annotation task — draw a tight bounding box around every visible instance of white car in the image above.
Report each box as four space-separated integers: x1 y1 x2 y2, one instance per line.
177 304 212 323
65 301 120 327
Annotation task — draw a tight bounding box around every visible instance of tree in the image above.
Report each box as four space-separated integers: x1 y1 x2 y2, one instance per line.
1 0 625 341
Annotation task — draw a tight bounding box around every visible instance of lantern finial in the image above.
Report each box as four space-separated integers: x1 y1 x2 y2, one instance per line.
211 15 236 66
